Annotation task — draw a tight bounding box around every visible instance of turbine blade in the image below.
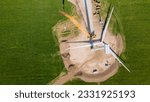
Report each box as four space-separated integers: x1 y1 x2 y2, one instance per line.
66 42 102 50
67 39 99 43
109 47 130 72
74 0 87 31
101 7 114 42
67 40 89 43
66 44 91 50
60 11 90 37
84 0 94 35
92 46 104 51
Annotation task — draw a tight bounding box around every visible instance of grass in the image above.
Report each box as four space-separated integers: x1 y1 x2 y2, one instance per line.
0 0 72 84
65 79 96 85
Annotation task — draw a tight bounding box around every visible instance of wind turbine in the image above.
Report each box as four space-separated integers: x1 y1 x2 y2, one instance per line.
62 5 130 72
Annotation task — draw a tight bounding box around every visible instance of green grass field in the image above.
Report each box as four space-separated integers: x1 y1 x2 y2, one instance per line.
0 0 71 84
0 0 150 85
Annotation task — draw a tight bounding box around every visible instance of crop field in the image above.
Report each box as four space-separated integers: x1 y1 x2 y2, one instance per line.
0 0 150 85
0 0 71 84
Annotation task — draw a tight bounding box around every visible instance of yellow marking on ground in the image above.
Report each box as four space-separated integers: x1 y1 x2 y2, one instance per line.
60 11 90 38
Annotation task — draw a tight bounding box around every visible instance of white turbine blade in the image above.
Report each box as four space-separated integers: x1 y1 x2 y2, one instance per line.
83 0 94 34
66 42 102 50
92 46 104 51
66 44 91 50
101 7 114 42
109 47 130 72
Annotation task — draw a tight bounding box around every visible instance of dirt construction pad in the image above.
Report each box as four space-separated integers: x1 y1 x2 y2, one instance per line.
52 0 125 85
